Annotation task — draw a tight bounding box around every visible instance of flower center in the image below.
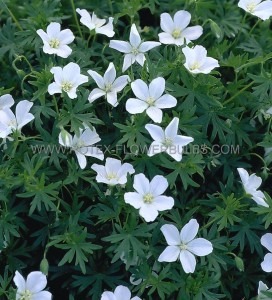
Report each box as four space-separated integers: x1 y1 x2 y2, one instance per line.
143 193 154 203
146 96 155 106
49 38 60 48
105 83 112 93
19 290 32 300
172 29 182 39
8 119 17 128
61 81 73 92
246 2 256 12
106 172 117 180
131 47 139 55
163 137 173 147
190 62 200 70
180 243 187 250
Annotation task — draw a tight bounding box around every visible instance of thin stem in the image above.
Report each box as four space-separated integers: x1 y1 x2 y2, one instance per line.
223 81 254 105
108 0 113 15
249 19 261 35
53 95 60 117
70 0 83 39
1 0 22 31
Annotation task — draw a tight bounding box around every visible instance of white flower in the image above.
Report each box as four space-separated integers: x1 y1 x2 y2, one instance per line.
109 24 161 72
237 168 268 207
124 173 174 222
91 157 135 185
182 45 219 74
13 271 52 300
145 117 194 161
76 8 114 37
0 94 14 110
158 219 213 273
37 22 75 58
158 10 203 46
126 77 177 123
48 62 88 99
258 281 272 299
0 100 34 138
261 233 272 272
101 285 141 300
238 0 272 20
59 127 104 169
267 107 272 115
88 63 130 107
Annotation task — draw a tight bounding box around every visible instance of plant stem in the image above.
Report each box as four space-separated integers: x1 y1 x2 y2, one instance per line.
223 81 254 105
70 0 83 39
249 19 260 35
1 0 23 31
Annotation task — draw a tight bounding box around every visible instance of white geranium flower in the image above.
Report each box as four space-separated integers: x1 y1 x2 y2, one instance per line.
109 24 161 72
76 8 114 37
0 100 34 138
158 219 213 273
182 45 219 74
101 285 141 300
126 77 177 123
13 271 52 300
91 157 135 185
59 127 104 169
88 63 130 107
145 117 194 161
238 0 272 20
48 62 88 99
0 94 14 110
158 10 203 46
124 173 174 222
237 168 268 207
258 281 272 299
261 233 272 272
36 22 75 58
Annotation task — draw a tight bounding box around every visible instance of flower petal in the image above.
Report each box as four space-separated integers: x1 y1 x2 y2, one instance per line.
13 271 26 292
165 117 179 139
145 124 164 141
130 24 141 47
160 224 181 245
0 94 14 110
158 32 176 45
96 17 115 37
106 91 118 107
150 175 168 196
146 106 163 123
131 79 149 100
179 250 196 273
26 271 47 293
139 204 158 222
153 195 174 211
112 75 130 92
75 151 87 169
182 25 203 42
88 88 106 103
173 10 191 30
47 22 60 37
261 253 272 272
138 41 161 53
122 54 136 72
104 63 116 85
101 291 115 300
109 40 132 53
124 192 143 209
48 82 62 95
180 219 199 243
16 100 34 130
155 94 177 109
114 285 131 300
187 238 213 256
147 141 164 157
126 98 148 114
133 173 150 195
149 77 165 99
31 291 52 300
160 13 175 33
261 233 272 252
87 70 105 89
135 53 146 66
158 245 180 262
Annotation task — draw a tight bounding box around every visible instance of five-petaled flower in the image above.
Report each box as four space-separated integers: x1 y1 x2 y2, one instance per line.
261 233 272 272
237 168 268 207
124 173 174 222
37 22 75 58
158 219 213 273
88 63 130 107
126 77 177 123
14 271 52 300
109 24 161 72
238 0 272 20
91 157 135 185
0 100 34 138
76 8 115 37
145 117 194 161
59 127 104 169
158 10 203 46
101 285 141 300
182 45 219 74
48 62 88 99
